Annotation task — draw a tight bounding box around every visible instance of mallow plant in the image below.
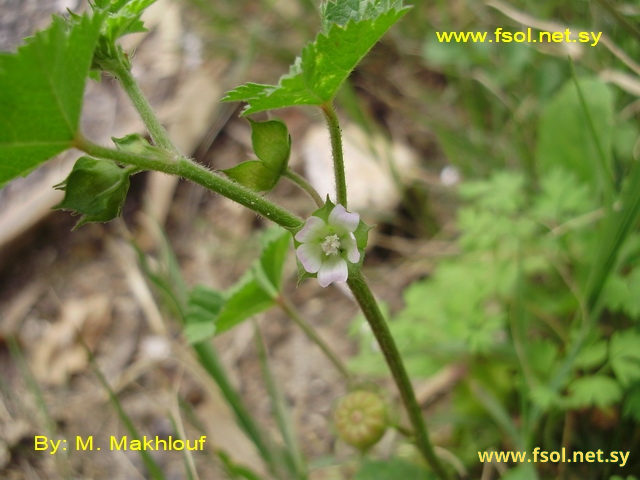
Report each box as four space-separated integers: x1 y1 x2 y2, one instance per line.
0 0 455 479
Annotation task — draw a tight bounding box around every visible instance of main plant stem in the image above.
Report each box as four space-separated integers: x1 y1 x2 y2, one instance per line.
347 272 451 480
107 62 180 155
321 102 348 208
322 100 450 478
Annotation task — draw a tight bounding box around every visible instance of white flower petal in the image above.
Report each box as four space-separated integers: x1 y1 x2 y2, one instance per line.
342 233 360 263
296 243 323 273
317 256 348 287
295 215 327 242
329 204 359 233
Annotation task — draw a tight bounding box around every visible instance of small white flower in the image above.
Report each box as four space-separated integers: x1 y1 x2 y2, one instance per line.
295 204 361 287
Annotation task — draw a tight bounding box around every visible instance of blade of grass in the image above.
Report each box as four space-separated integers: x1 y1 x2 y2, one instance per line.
569 61 615 210
593 0 640 43
508 249 535 445
191 341 282 477
7 338 73 479
254 321 307 480
276 294 352 381
469 380 526 454
169 390 199 480
217 450 265 480
83 340 166 480
585 157 640 312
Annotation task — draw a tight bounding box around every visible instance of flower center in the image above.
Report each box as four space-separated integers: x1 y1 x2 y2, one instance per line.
321 234 341 256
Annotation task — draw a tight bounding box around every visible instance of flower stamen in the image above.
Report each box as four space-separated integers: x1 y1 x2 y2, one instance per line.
322 234 341 256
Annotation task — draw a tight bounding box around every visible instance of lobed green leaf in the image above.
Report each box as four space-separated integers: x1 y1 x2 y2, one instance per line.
609 331 640 387
0 13 105 187
321 0 406 30
566 375 622 408
222 0 409 114
101 0 157 42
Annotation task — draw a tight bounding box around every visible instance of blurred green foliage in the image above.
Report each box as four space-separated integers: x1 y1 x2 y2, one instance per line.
349 0 640 477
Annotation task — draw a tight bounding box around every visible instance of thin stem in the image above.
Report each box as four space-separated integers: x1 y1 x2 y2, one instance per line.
321 102 348 208
569 61 614 211
254 323 307 479
346 272 452 480
83 337 166 479
276 295 352 381
283 168 324 207
74 135 304 231
107 62 180 154
593 0 640 43
192 341 280 476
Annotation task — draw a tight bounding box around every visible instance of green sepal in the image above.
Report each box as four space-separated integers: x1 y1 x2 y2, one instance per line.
53 156 131 229
294 197 372 249
296 260 316 286
112 132 170 160
223 119 291 192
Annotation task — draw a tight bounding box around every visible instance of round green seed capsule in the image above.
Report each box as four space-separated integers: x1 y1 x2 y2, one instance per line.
334 390 387 450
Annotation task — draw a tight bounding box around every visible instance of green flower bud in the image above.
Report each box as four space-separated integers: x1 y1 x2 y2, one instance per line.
334 390 387 450
54 156 130 229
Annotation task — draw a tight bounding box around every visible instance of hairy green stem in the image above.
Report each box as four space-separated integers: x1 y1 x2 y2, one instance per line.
107 62 180 154
283 168 324 207
276 295 352 381
75 135 304 231
347 272 452 480
321 102 348 208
